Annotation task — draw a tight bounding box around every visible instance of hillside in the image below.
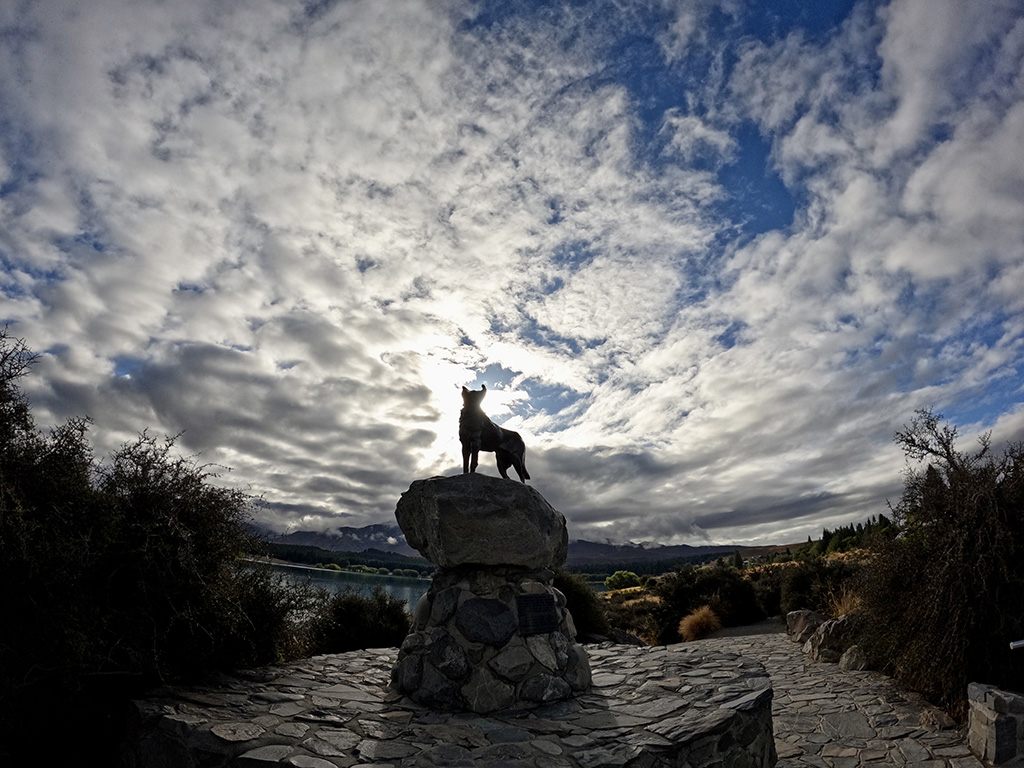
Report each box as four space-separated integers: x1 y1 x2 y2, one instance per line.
252 522 796 574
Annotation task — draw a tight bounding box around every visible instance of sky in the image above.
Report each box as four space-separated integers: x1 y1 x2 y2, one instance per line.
2 0 1023 546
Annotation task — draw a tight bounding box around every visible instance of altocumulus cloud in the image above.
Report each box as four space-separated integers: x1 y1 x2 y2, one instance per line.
1 0 1022 544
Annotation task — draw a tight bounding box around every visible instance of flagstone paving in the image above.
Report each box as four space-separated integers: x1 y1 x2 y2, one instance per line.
687 630 981 768
124 628 981 767
124 643 775 767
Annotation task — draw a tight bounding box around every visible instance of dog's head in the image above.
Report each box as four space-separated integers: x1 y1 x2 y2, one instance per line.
461 384 487 408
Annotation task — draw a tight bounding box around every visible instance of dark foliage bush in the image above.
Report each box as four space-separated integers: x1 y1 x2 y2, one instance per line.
221 567 328 666
554 570 610 638
778 557 861 615
652 564 764 643
602 589 660 644
309 588 410 653
0 331 411 759
604 569 641 590
857 410 1024 717
746 567 784 617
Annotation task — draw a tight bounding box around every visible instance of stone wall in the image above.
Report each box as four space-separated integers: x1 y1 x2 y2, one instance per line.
969 682 1024 765
391 565 591 712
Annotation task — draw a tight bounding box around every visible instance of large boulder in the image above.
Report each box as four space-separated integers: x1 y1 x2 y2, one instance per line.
396 474 568 569
803 614 859 663
786 609 826 644
838 644 869 671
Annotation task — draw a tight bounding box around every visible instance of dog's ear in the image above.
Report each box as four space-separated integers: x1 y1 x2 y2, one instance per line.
462 386 468 393
481 384 487 392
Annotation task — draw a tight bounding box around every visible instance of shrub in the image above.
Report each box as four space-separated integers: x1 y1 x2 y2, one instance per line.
218 567 327 666
825 584 861 618
602 591 661 644
554 570 609 638
604 570 641 590
745 564 789 617
652 564 764 643
779 557 861 615
309 588 410 652
0 331 350 758
679 605 721 641
700 567 764 627
857 410 1024 717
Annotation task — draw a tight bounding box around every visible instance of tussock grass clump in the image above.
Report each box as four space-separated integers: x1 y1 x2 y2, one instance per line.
679 605 721 641
825 584 862 618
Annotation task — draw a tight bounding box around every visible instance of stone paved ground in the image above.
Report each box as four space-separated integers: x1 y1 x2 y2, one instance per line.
125 643 775 767
688 631 982 768
125 627 984 767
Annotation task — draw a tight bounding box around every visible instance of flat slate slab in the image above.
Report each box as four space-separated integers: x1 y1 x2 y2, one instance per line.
123 644 776 767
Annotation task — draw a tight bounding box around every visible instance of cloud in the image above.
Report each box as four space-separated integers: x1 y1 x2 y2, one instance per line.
2 0 1023 545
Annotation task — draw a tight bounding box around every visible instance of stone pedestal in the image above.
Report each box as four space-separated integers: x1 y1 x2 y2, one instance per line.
389 474 592 713
969 682 1024 765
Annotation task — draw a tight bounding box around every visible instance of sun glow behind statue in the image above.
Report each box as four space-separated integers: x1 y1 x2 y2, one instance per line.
2 0 1023 545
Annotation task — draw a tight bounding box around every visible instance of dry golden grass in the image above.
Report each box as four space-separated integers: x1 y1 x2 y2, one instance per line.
602 585 646 599
621 594 662 609
826 584 862 617
743 561 801 577
678 604 722 642
824 548 871 564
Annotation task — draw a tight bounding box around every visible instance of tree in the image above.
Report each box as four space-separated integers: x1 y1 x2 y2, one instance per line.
858 409 1024 716
604 570 641 590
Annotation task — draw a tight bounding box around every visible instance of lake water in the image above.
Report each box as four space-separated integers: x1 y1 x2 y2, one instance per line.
253 561 607 607
259 561 431 607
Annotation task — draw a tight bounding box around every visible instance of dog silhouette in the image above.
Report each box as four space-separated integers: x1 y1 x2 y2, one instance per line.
459 385 530 482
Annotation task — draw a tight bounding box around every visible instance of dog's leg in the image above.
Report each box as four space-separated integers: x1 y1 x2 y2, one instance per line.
496 450 512 480
462 442 471 474
512 455 529 483
470 443 479 473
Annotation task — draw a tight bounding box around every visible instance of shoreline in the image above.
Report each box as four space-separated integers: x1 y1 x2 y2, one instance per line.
244 557 432 582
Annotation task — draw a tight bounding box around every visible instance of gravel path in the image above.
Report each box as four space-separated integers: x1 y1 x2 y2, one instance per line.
687 631 981 767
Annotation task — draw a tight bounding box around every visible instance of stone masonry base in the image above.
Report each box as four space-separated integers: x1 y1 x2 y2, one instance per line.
969 682 1024 766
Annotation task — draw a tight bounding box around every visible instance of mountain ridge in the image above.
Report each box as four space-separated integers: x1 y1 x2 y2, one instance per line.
251 522 793 566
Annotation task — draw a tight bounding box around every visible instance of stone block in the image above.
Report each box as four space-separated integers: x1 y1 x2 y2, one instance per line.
804 614 858 663
520 673 572 703
968 683 1024 765
839 644 869 671
489 642 535 681
395 474 568 569
454 597 518 646
461 667 515 714
786 609 826 643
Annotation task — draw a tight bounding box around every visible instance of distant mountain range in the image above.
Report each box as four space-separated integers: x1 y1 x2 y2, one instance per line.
253 523 790 567
266 523 419 557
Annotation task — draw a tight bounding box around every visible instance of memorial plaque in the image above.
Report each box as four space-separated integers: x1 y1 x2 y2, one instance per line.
516 593 559 635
